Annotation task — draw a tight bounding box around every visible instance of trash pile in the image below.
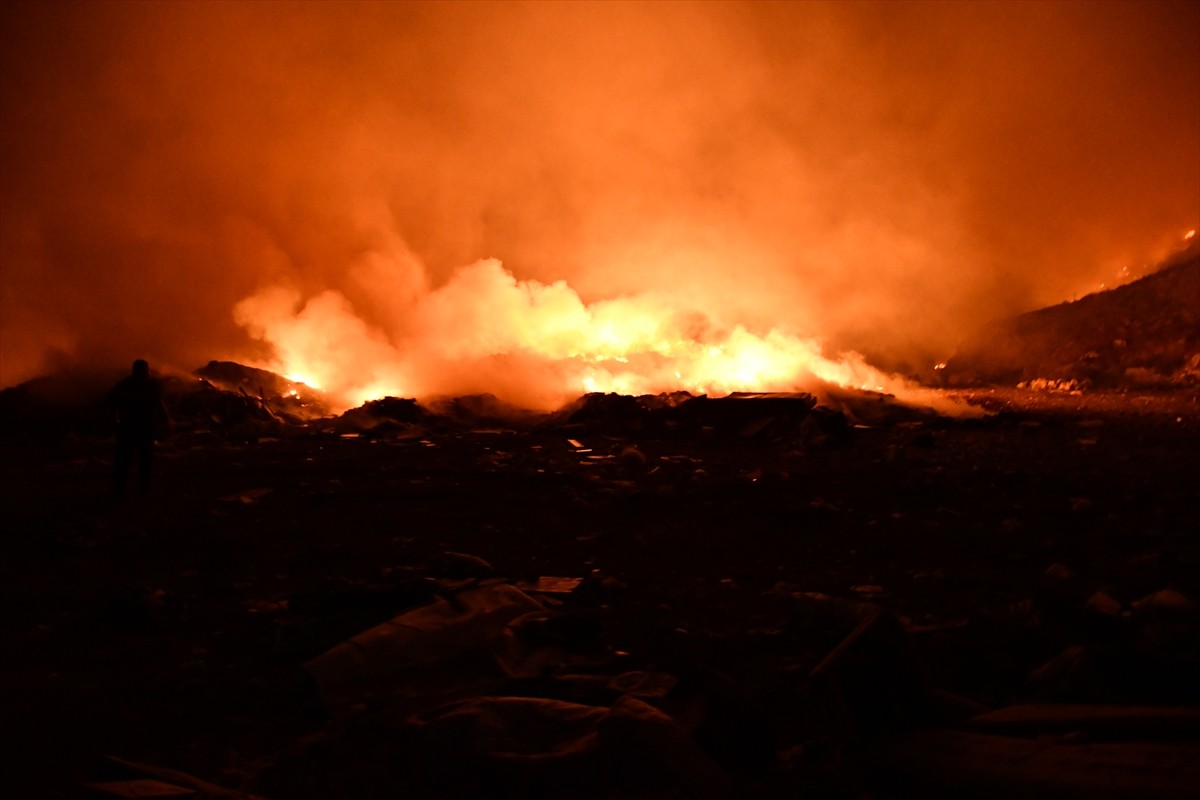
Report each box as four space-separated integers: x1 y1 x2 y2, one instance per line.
83 554 1200 798
187 361 332 424
542 391 831 442
3 351 950 453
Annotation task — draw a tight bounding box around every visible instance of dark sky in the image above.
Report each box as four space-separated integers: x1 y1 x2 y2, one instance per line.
2 0 1197 397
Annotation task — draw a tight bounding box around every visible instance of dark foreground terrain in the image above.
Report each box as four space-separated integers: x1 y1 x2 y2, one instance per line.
3 388 1198 799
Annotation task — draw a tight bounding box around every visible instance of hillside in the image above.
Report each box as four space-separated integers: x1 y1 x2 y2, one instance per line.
943 248 1200 387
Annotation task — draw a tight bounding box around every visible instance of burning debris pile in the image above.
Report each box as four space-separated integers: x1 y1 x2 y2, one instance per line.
1 358 940 448
194 361 331 420
942 249 1200 389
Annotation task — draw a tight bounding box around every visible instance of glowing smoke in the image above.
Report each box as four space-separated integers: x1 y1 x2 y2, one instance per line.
1 1 1197 397
234 256 914 410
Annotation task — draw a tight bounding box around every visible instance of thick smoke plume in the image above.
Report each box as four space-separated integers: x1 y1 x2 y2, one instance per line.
2 1 1197 406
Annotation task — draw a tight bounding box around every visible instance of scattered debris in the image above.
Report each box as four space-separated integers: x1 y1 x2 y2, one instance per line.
1087 591 1123 616
1132 589 1196 614
429 551 496 579
335 396 431 432
86 756 267 799
965 703 1200 739
6 354 1197 798
84 778 197 797
302 581 544 706
219 488 273 504
405 694 736 799
516 576 585 594
608 671 678 699
881 729 1200 799
1045 563 1076 580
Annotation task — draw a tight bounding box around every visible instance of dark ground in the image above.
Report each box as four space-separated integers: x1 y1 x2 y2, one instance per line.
3 388 1198 798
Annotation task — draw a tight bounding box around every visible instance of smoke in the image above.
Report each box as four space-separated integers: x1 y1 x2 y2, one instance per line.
2 1 1197 399
233 256 914 410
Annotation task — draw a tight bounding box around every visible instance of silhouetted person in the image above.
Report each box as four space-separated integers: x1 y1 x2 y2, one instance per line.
107 359 170 497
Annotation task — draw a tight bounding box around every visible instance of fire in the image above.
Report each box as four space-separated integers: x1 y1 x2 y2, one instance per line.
1186 230 1196 241
285 374 320 391
235 258 957 414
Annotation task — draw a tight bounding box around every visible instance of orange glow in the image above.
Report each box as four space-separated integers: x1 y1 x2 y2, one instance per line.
0 3 1196 392
236 258 955 413
285 375 320 391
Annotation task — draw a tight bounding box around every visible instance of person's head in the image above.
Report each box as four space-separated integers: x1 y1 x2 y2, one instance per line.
132 359 150 378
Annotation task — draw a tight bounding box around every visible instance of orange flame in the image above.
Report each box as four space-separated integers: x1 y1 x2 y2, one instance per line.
235 258 961 414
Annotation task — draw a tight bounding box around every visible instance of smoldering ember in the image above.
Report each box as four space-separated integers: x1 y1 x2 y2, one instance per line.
1 249 1197 798
2 2 1199 799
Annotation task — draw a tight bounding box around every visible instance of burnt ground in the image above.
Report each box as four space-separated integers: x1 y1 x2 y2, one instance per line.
2 388 1198 798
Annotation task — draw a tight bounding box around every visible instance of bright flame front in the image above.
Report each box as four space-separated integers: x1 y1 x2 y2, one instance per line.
235 258 922 412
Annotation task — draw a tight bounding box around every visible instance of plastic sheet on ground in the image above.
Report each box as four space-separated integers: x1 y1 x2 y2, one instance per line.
405 694 735 799
303 582 545 705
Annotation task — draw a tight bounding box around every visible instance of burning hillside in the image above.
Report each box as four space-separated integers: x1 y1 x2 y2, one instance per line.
942 246 1200 388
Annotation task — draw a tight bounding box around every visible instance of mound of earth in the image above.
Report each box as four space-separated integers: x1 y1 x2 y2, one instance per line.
943 247 1200 388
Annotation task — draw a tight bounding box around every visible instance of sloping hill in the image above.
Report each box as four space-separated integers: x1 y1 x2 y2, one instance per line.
943 248 1200 387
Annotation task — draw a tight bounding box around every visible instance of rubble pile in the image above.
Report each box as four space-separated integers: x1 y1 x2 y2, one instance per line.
193 361 331 422
332 396 432 436
538 390 859 449
424 394 545 430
